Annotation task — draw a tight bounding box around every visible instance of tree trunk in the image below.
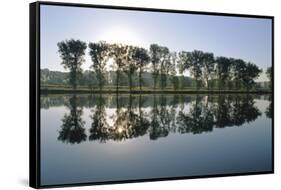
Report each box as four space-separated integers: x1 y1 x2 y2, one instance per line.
99 73 102 92
139 70 142 91
73 71 77 90
116 69 119 93
195 77 199 90
129 73 132 92
153 75 157 90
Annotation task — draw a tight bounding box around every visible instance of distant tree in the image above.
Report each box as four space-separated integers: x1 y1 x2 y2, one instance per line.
88 41 110 91
202 52 215 90
215 56 232 90
133 47 150 91
266 66 272 89
109 44 130 93
57 39 87 90
150 44 161 90
243 62 262 91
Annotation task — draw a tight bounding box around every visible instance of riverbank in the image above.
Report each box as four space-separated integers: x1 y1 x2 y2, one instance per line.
40 87 272 94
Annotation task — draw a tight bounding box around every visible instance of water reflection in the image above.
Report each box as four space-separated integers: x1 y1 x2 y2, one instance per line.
265 96 272 119
58 95 86 144
40 94 269 144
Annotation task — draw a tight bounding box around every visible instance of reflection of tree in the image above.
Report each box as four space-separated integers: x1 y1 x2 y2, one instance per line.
177 96 214 134
215 95 233 127
177 95 261 135
149 95 161 140
56 94 264 144
149 95 175 140
110 94 149 141
89 94 109 142
136 95 150 137
58 95 86 144
265 96 272 119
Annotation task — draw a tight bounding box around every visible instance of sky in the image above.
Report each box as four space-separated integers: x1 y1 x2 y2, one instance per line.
40 5 272 81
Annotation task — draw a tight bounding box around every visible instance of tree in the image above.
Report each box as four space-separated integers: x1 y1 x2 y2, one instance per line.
266 66 272 89
243 62 262 91
150 44 161 90
159 46 170 90
88 41 110 91
57 39 87 90
215 56 232 90
109 44 130 93
133 47 150 91
232 59 247 90
169 52 179 90
123 46 137 91
202 52 215 90
178 51 191 89
189 50 204 90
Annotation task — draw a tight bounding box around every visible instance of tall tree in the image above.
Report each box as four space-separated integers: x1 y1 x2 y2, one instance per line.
88 41 110 91
202 52 215 90
215 56 232 90
169 52 179 90
266 66 272 89
189 50 204 90
57 39 87 90
178 51 191 89
150 44 161 90
243 62 262 91
232 59 247 90
133 47 150 91
123 46 137 91
159 46 170 90
109 44 130 93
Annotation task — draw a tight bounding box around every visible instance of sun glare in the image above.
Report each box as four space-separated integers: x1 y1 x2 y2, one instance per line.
98 26 142 46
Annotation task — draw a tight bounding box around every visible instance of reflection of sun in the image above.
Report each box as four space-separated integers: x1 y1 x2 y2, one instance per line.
98 26 142 46
117 126 124 134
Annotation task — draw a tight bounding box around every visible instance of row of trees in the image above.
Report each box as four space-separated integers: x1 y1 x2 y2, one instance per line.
56 94 269 144
58 39 270 92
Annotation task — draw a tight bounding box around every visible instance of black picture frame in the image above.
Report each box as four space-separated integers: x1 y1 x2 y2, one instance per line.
30 1 274 189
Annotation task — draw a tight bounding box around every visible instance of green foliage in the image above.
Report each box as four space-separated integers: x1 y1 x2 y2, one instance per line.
242 62 262 90
202 52 215 89
232 59 247 90
132 47 150 90
150 44 162 89
266 66 272 89
57 39 87 89
216 56 232 90
89 41 110 91
52 39 268 92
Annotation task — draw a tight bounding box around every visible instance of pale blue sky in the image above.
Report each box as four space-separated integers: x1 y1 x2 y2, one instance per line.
40 5 272 81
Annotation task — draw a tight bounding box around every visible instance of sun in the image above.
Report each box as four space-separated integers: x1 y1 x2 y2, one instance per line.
98 26 142 46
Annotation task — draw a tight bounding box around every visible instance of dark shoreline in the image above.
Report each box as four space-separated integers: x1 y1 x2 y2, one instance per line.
40 88 272 95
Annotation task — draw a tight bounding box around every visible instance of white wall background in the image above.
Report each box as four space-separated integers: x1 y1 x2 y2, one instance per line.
0 0 279 189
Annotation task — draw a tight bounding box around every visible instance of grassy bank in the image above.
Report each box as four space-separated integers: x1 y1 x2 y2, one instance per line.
40 86 272 94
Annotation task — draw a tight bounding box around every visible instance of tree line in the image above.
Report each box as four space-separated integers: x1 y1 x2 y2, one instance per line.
57 39 272 92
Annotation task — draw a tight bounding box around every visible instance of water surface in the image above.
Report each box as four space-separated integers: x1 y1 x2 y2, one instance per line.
40 93 272 185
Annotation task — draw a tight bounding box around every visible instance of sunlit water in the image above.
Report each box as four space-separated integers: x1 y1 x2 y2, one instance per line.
40 94 272 186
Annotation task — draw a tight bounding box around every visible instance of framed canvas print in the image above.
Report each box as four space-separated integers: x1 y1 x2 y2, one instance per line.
29 1 274 188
